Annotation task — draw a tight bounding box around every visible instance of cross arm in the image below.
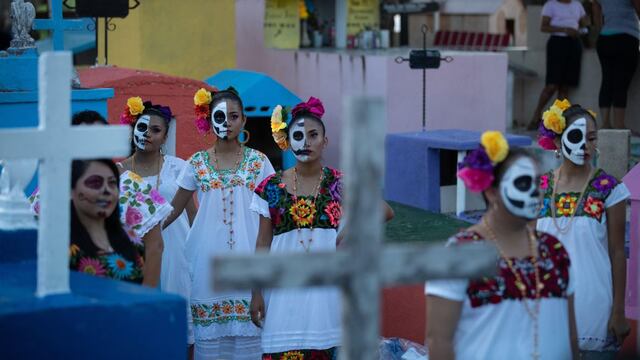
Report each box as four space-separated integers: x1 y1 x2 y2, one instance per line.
212 251 351 291
379 241 498 285
33 19 88 31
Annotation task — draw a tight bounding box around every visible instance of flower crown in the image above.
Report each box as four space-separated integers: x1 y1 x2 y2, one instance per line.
193 86 241 135
537 99 597 150
120 97 173 125
457 131 510 192
270 97 325 150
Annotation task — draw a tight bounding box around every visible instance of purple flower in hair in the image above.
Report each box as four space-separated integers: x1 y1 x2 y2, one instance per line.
459 148 493 172
538 122 556 139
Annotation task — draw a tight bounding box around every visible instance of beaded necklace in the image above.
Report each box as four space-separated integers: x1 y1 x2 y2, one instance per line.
212 145 244 250
292 167 324 252
482 217 543 360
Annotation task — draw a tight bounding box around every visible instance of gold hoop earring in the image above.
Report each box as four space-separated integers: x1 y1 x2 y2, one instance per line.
239 129 250 145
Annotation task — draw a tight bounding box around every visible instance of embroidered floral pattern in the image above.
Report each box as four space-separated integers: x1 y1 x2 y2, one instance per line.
189 148 267 193
290 198 317 227
556 194 578 216
120 171 166 243
583 196 605 221
71 247 142 283
455 231 571 308
539 169 620 222
191 300 252 326
264 348 337 360
255 167 343 236
540 174 549 191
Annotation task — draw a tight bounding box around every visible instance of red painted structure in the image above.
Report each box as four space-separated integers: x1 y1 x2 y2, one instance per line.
78 66 217 160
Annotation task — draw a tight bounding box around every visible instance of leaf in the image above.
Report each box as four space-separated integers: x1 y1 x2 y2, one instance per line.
142 189 150 195
123 179 132 185
145 199 153 205
119 197 128 204
148 205 156 214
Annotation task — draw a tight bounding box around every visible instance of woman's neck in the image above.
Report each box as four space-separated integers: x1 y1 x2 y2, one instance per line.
559 159 592 178
214 138 241 154
295 160 323 177
75 206 108 247
133 149 162 164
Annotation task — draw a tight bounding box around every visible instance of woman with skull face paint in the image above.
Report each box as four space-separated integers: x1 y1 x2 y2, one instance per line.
426 131 579 360
537 100 630 358
163 88 275 360
249 98 394 359
118 97 197 348
29 110 172 288
68 159 145 282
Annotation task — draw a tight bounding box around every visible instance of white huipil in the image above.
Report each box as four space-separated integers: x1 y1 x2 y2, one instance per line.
176 147 274 346
537 169 630 351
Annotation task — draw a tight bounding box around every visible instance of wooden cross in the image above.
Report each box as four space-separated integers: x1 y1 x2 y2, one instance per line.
0 52 129 296
213 96 498 359
33 0 87 51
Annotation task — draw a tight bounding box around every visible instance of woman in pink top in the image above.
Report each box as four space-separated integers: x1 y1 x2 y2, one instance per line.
528 0 589 130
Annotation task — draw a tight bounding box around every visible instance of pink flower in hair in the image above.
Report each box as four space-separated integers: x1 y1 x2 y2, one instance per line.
537 136 557 150
195 117 211 134
292 97 325 118
457 167 494 193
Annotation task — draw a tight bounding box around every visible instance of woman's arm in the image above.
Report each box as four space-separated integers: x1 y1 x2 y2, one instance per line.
185 196 197 226
568 295 579 360
606 201 631 345
141 225 164 287
591 0 603 30
383 200 395 222
163 187 195 229
540 16 579 37
633 0 640 18
426 295 463 360
250 216 274 328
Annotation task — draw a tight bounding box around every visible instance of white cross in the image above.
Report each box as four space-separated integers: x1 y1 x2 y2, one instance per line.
0 52 130 296
212 96 498 359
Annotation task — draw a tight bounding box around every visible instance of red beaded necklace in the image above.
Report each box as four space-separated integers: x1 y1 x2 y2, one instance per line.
212 145 244 250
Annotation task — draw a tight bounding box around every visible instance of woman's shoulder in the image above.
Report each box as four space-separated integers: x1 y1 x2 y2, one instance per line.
255 171 282 194
246 147 269 162
448 228 485 245
537 231 570 263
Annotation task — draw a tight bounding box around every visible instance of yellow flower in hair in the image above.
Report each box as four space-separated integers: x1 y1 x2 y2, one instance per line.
481 131 509 164
127 97 145 115
542 107 566 134
588 109 597 119
194 88 212 106
554 98 571 112
271 105 287 133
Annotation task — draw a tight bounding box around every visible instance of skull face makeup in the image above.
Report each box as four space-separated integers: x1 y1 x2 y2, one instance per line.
561 118 587 165
211 101 229 139
289 118 309 162
133 115 150 150
499 157 541 220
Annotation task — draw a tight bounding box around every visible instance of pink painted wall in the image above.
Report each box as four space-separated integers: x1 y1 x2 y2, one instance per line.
235 0 508 167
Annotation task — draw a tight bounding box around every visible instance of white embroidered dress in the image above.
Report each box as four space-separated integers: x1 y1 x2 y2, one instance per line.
140 155 194 344
176 147 274 342
537 169 630 351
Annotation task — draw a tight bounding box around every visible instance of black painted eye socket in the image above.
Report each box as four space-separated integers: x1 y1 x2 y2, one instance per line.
514 175 532 191
213 110 226 124
567 128 583 144
136 122 148 132
292 131 304 141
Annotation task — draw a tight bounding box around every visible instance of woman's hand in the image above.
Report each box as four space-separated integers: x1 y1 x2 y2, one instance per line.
564 27 579 38
608 311 631 346
250 291 265 328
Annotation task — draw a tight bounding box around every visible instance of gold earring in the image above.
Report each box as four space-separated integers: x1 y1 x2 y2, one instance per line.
239 129 250 145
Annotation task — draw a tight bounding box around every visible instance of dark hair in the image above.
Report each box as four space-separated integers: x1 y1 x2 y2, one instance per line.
70 159 138 262
562 104 597 128
211 88 245 116
291 110 326 136
72 110 107 126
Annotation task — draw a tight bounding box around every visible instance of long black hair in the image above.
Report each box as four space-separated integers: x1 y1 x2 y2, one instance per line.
70 159 137 262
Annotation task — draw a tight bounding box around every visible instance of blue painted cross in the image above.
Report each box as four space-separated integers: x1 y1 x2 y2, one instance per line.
33 0 88 51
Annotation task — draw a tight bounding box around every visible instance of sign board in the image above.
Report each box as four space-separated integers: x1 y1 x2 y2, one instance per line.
264 0 300 49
